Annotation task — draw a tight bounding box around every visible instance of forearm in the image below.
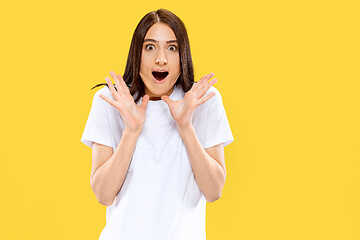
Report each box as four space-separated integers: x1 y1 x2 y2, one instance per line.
91 129 140 206
178 124 226 202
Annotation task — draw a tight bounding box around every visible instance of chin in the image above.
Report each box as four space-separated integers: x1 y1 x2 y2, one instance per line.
144 79 176 97
149 87 171 97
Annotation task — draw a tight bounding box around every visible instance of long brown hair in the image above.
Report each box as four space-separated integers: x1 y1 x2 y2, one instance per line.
92 9 194 103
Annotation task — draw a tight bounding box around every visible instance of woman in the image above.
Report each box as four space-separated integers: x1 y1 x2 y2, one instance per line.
81 8 234 240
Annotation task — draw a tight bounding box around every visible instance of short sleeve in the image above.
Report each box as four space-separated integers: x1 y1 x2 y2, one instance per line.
81 88 113 149
204 87 234 149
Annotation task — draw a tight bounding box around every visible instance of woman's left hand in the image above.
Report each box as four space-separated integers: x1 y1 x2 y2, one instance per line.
161 72 217 129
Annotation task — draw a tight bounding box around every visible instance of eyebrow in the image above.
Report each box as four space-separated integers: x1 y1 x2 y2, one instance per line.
144 38 178 44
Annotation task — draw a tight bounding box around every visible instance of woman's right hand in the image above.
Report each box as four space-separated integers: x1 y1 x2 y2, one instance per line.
99 71 150 135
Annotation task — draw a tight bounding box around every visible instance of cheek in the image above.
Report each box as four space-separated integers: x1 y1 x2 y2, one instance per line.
140 54 152 70
171 56 181 72
167 53 179 64
139 57 148 75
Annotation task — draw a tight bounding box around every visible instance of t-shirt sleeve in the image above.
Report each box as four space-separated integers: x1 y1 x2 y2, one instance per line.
204 87 234 149
81 89 113 149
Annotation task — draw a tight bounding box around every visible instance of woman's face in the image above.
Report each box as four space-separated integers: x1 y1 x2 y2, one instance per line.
140 22 181 100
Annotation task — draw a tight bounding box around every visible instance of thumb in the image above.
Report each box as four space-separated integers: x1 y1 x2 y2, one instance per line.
161 95 172 106
140 94 150 110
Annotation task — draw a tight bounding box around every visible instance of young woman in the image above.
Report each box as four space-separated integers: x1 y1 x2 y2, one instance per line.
81 8 234 240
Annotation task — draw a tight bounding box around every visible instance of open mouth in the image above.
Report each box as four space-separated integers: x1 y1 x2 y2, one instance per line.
152 71 169 81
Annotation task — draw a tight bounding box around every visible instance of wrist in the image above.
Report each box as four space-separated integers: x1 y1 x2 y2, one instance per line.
177 122 193 134
123 127 142 138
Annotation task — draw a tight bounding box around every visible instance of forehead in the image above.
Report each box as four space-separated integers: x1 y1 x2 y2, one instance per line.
144 22 177 41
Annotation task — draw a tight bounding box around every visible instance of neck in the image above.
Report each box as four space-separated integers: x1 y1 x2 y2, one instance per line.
145 86 175 101
149 96 162 101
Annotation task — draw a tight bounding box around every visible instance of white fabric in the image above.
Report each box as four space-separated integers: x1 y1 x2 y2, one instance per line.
81 83 234 240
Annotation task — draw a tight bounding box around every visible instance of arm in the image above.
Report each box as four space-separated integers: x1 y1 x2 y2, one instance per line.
90 129 140 206
161 72 227 203
178 125 226 202
89 71 149 206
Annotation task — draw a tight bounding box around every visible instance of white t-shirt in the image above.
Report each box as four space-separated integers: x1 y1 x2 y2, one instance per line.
81 83 234 240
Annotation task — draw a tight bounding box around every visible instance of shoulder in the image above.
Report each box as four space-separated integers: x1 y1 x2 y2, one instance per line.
206 85 221 97
204 86 223 106
192 82 222 100
93 85 112 99
88 86 115 114
91 86 116 109
193 85 224 116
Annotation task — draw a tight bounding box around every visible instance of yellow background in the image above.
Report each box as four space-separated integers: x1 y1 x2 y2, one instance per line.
0 0 359 239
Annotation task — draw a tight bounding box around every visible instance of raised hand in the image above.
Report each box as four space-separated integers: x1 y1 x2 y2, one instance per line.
161 72 217 129
99 71 150 134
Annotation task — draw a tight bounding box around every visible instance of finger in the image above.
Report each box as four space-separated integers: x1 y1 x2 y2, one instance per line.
192 75 207 92
198 78 217 98
110 71 129 95
105 77 120 101
198 72 215 92
201 72 215 88
198 91 216 106
206 72 215 80
193 72 215 92
140 94 150 110
116 74 131 95
161 95 173 106
99 94 120 110
109 71 124 95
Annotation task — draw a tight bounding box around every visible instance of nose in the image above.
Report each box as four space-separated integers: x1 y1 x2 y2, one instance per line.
155 49 167 65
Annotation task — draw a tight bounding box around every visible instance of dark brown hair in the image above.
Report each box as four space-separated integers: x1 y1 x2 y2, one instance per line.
92 9 194 103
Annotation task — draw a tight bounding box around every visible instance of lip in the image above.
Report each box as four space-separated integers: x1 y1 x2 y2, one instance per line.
153 68 168 72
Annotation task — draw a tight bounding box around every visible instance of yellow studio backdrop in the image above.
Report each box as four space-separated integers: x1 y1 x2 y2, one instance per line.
0 0 359 239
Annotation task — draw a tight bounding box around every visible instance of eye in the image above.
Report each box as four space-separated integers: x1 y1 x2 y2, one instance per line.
168 45 177 51
145 44 155 50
